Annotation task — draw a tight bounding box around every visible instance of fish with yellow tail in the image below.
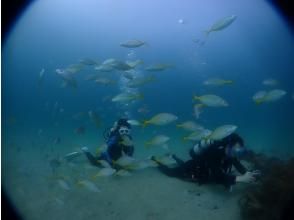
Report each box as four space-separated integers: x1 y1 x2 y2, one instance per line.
205 15 237 37
145 135 170 147
207 125 237 141
203 78 234 86
252 89 287 104
193 94 228 107
143 113 178 127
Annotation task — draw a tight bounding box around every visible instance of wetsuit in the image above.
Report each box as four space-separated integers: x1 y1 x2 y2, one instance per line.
156 143 247 188
84 133 134 167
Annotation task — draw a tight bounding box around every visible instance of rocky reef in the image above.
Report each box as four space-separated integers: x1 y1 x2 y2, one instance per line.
239 152 294 220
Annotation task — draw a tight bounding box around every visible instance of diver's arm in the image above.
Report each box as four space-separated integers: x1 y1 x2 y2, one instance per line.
232 158 247 175
212 168 237 188
106 135 118 147
236 171 256 183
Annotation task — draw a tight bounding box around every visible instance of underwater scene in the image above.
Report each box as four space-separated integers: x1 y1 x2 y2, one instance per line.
2 0 294 219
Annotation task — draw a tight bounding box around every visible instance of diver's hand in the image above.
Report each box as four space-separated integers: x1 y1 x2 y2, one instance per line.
236 171 257 183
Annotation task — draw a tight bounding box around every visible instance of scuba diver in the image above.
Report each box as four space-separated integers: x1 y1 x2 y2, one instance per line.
80 118 134 168
151 133 260 190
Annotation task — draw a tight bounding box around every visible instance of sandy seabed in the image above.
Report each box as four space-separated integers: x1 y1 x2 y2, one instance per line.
3 134 248 220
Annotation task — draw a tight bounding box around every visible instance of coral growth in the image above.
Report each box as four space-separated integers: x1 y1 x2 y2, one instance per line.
239 153 294 220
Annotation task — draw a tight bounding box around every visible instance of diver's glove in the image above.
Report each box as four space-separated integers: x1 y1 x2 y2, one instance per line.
193 139 214 154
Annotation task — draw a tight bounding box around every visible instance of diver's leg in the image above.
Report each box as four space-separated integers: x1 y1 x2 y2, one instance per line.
154 160 184 178
171 154 185 166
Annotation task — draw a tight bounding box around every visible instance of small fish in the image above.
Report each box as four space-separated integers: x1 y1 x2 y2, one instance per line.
93 168 116 178
95 64 114 72
263 89 287 102
262 78 279 86
183 129 211 141
205 15 237 37
145 135 170 147
193 94 228 107
110 60 133 71
95 77 116 86
64 151 82 162
155 155 176 166
208 125 238 141
126 75 155 88
84 73 100 81
65 63 84 74
252 90 267 104
77 180 101 193
127 119 141 126
122 71 135 80
56 69 77 88
145 63 173 72
127 160 150 170
253 89 287 104
97 160 111 168
176 121 204 132
79 58 98 66
112 92 143 103
203 78 233 86
126 59 144 68
115 169 132 177
120 39 146 48
143 113 178 126
114 155 136 167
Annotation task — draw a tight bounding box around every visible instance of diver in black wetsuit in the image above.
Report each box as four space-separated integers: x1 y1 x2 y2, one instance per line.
152 133 260 189
81 118 134 168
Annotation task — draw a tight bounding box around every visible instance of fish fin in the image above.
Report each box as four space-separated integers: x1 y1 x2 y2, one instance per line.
142 120 149 128
193 95 200 101
224 80 234 84
182 137 188 142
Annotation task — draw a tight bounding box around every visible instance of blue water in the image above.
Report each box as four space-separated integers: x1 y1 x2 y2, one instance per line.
2 0 294 219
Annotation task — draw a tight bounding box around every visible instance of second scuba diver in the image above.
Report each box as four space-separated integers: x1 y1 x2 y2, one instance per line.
152 133 260 190
81 118 134 168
